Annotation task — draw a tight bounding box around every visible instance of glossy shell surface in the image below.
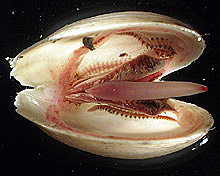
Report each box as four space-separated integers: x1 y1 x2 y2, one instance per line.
10 12 213 159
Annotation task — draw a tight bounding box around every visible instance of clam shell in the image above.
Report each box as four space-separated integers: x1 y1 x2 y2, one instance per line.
9 12 213 159
15 88 213 159
11 11 205 86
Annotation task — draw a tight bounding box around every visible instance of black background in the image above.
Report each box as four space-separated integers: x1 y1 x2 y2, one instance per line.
1 0 220 175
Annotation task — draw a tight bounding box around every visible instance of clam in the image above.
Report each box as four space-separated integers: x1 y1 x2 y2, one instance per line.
9 11 214 159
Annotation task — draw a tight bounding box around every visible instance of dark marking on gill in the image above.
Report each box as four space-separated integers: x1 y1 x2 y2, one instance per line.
128 99 174 116
82 37 95 51
110 54 164 81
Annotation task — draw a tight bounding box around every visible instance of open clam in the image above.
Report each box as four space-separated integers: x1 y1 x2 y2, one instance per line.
9 11 213 159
